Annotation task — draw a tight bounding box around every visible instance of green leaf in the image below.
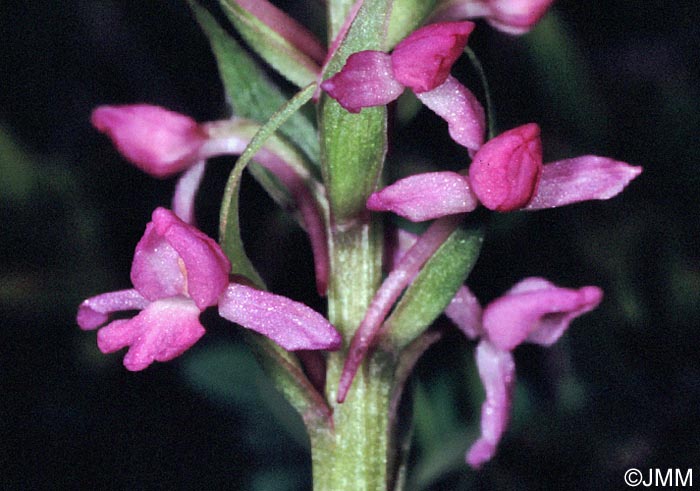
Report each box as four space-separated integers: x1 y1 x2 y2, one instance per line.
189 1 319 165
219 0 321 88
383 227 483 351
320 0 393 222
386 0 438 49
219 83 317 286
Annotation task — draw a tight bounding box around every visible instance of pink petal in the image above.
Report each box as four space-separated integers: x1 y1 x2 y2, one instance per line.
444 285 483 339
432 0 554 35
391 22 475 93
97 297 205 371
367 171 478 221
485 0 555 35
525 156 643 210
91 105 206 178
321 51 405 113
468 123 542 211
218 283 341 351
131 208 230 309
415 76 485 154
172 160 206 225
233 0 326 64
482 277 604 351
77 289 149 330
337 218 460 402
466 340 516 468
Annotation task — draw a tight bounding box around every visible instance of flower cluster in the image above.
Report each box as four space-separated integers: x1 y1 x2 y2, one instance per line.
79 0 642 477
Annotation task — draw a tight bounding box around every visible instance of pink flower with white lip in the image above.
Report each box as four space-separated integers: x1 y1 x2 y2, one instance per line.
92 105 208 178
78 208 341 370
432 0 556 35
367 123 642 221
446 278 603 468
322 22 486 154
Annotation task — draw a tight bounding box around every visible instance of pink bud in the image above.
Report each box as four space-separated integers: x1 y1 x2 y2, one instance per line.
486 0 555 35
468 123 542 211
91 105 207 178
391 22 475 93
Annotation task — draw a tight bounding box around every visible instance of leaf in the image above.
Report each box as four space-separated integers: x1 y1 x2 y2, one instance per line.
382 227 483 351
189 0 319 165
320 0 393 222
219 83 317 286
219 0 323 88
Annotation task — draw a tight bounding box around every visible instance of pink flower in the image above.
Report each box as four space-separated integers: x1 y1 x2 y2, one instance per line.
322 22 485 153
77 208 230 370
367 123 642 221
432 0 556 35
78 208 341 370
92 105 207 178
448 278 603 468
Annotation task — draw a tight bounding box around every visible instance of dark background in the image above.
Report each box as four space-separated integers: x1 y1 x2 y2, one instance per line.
1 1 698 489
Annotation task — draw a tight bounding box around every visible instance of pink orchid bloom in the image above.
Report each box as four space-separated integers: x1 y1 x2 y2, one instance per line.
432 0 556 35
91 105 329 295
367 123 642 221
92 105 208 178
446 278 603 468
78 208 341 370
322 22 485 153
77 207 230 370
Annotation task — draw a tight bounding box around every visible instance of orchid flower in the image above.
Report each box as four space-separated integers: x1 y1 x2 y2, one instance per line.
446 277 603 468
77 208 341 370
92 105 329 295
321 21 486 154
367 123 642 221
431 0 556 35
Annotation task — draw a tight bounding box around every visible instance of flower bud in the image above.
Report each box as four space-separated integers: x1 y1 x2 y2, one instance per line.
468 123 542 211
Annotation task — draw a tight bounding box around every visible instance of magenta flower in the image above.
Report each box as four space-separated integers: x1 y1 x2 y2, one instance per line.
92 105 208 178
77 207 230 370
432 0 556 35
78 208 341 370
322 22 485 153
446 278 603 468
91 105 329 295
367 123 642 221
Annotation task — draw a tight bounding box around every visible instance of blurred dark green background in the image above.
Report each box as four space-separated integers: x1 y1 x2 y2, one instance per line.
1 1 698 489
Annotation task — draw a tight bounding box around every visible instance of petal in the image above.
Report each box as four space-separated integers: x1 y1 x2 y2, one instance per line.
431 0 554 35
77 289 149 330
91 105 206 178
131 208 230 309
415 76 486 154
367 171 478 221
321 51 405 113
444 285 483 339
97 297 205 371
468 123 542 211
172 160 206 225
391 22 475 92
218 283 341 351
466 340 516 468
525 156 643 210
482 277 604 351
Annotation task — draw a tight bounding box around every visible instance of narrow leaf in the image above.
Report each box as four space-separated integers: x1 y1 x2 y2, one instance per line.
219 0 323 88
386 0 438 49
382 227 483 351
219 83 317 286
189 1 320 164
